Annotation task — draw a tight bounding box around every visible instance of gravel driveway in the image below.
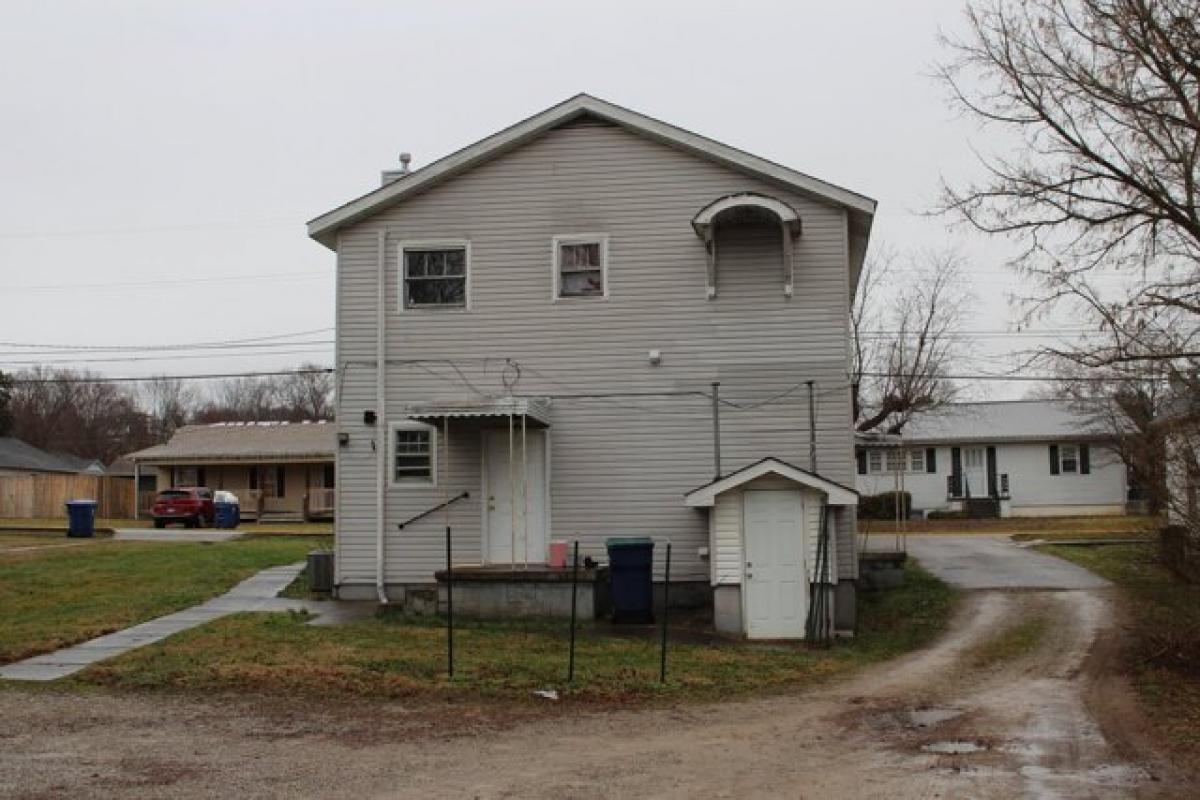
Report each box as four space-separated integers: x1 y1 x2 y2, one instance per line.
0 541 1188 798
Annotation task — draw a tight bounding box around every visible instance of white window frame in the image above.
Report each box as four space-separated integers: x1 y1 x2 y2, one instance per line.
867 450 883 473
552 233 609 301
389 420 438 487
909 449 925 473
1059 444 1079 474
398 240 471 312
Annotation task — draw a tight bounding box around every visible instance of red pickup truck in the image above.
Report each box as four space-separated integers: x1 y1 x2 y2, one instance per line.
151 487 215 529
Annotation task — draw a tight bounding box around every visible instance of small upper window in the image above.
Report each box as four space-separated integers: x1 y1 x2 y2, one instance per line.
393 423 437 485
403 246 467 308
1060 444 1079 474
554 235 607 299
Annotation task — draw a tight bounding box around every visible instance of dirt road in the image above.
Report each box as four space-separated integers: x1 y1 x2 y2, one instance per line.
0 584 1186 799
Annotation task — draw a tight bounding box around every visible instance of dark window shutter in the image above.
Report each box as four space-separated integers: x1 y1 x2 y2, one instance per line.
856 449 867 475
197 468 206 488
1080 444 1091 475
1049 445 1060 475
249 467 258 490
276 466 286 498
926 447 937 473
986 446 998 497
950 447 962 497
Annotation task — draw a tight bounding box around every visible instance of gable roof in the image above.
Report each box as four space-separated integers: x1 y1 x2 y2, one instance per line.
307 93 876 252
0 437 92 475
684 457 858 508
858 400 1114 446
126 421 335 463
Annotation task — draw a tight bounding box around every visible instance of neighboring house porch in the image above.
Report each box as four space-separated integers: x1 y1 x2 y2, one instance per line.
127 422 336 522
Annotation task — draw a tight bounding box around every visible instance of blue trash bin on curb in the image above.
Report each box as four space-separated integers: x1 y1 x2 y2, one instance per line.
65 499 98 538
213 501 238 530
606 537 655 624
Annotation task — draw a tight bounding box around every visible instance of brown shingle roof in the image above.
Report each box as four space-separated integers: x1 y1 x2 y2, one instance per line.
127 422 335 463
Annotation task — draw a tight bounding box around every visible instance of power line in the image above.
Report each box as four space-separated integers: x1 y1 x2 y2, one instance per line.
0 217 297 240
6 270 330 293
0 327 334 352
6 367 333 386
0 340 334 359
0 347 334 367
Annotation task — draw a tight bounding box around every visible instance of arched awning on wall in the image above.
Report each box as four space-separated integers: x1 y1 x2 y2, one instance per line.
691 192 802 299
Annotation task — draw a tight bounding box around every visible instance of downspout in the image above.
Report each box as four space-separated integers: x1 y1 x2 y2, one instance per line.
375 229 389 604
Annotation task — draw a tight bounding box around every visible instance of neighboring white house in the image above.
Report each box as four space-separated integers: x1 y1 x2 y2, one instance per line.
308 94 876 639
856 400 1128 518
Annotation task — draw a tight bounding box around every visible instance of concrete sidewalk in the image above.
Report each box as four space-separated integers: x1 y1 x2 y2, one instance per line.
112 529 246 542
0 563 313 682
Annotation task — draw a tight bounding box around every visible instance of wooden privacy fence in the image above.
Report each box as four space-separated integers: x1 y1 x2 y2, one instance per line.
0 474 136 519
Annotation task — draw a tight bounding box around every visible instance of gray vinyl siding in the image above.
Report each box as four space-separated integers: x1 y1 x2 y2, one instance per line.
334 118 858 587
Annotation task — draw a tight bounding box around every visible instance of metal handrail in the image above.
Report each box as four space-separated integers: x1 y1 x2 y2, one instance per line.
397 491 470 530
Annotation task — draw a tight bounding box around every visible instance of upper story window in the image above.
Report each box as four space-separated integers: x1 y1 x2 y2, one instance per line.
401 242 469 309
553 235 608 299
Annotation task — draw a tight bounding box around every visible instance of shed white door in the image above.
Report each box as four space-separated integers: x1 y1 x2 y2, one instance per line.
743 490 807 639
484 429 548 564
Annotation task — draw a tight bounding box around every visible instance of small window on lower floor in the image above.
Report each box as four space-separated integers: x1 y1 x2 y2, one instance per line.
392 423 437 485
868 450 883 473
909 449 925 473
1060 444 1079 474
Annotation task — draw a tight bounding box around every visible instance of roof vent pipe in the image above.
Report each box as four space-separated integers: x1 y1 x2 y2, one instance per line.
380 152 413 185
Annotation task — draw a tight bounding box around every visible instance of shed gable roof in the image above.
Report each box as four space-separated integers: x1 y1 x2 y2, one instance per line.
684 457 858 508
307 93 876 250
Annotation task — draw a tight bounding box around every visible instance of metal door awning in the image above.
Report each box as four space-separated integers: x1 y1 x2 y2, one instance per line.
402 397 552 427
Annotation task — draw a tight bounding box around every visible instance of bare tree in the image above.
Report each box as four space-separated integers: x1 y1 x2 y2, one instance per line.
938 0 1200 370
1041 350 1172 512
8 367 151 463
276 362 334 421
0 369 13 437
139 375 197 441
852 248 971 433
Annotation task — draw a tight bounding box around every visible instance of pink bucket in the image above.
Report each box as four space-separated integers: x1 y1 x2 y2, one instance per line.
548 540 569 568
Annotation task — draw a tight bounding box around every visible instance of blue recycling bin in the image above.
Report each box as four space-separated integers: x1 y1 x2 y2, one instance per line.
606 537 655 623
65 499 98 538
213 501 239 530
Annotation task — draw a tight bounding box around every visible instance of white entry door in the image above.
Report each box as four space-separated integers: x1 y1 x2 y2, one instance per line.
963 447 986 497
743 491 807 639
484 429 548 564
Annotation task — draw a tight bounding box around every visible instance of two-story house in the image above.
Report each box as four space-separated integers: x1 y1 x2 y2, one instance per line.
308 94 875 639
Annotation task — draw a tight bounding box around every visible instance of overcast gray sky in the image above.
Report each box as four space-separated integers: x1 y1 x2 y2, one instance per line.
1 0 1060 396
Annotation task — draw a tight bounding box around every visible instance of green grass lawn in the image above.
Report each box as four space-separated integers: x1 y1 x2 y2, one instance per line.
1039 543 1200 753
0 534 324 664
0 518 334 534
79 562 957 703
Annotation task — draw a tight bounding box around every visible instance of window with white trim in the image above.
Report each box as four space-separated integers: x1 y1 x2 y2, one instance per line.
391 422 438 485
402 245 467 308
868 448 925 474
1060 444 1079 474
554 235 607 298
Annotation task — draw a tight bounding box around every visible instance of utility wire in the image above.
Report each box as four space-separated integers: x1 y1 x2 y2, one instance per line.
0 327 334 351
6 271 329 293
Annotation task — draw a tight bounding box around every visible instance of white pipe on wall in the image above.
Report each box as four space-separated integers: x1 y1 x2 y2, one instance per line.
375 229 389 605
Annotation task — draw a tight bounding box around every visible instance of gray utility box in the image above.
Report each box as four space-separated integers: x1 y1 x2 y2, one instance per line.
307 550 334 593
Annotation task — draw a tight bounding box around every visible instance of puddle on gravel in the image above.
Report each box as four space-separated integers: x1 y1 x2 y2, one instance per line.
906 708 964 728
922 740 988 755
